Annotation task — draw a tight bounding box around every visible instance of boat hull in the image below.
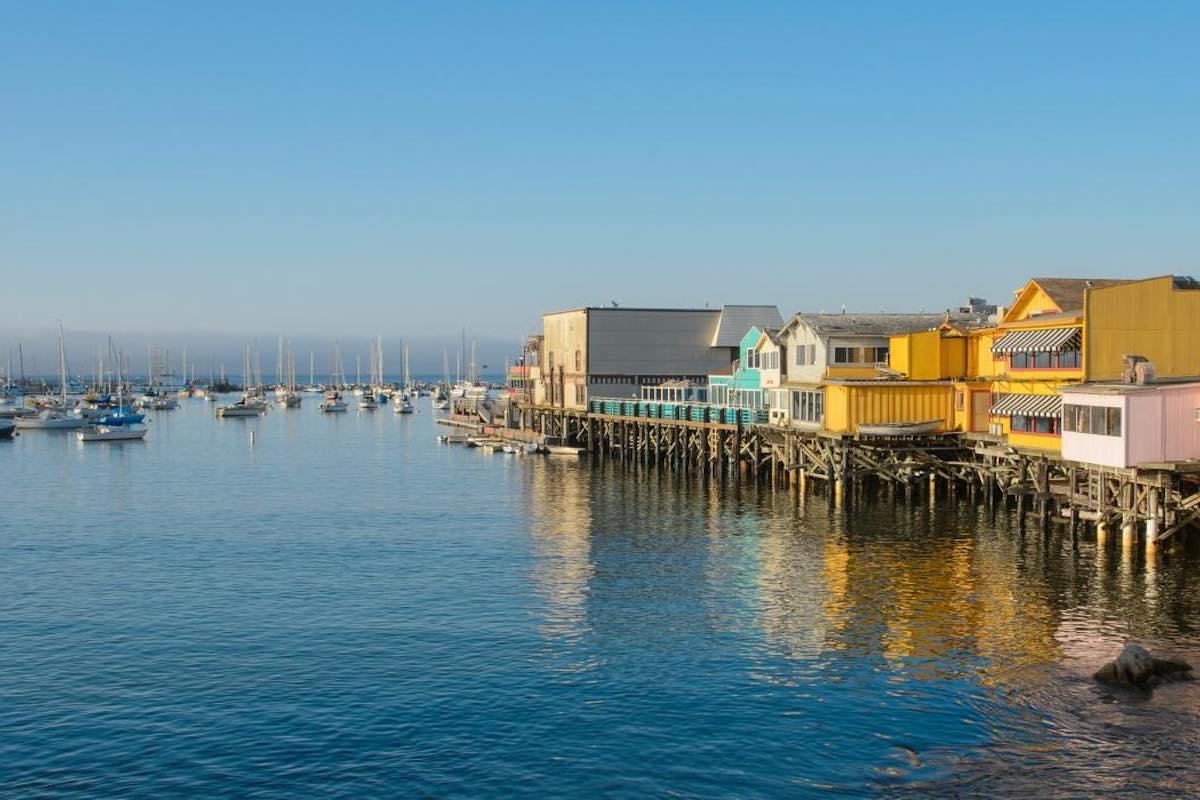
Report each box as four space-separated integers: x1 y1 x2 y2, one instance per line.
78 425 147 442
856 420 944 436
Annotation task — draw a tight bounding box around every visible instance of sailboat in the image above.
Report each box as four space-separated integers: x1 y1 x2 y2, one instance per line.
395 344 414 414
80 348 147 442
320 343 348 412
217 345 267 417
433 348 450 410
280 348 301 408
274 335 289 398
206 350 220 401
16 323 86 430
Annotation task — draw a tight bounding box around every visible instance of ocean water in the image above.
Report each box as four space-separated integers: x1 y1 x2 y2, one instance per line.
3 397 1200 797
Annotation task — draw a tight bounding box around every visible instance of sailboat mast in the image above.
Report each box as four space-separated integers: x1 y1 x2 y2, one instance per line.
58 322 67 407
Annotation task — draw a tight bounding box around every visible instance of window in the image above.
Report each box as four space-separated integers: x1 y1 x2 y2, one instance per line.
574 350 581 371
833 347 861 364
548 352 555 372
1063 404 1079 432
1011 415 1059 435
795 346 807 366
574 384 585 404
871 347 889 364
790 390 824 423
956 391 965 412
1063 403 1121 437
1010 349 1082 371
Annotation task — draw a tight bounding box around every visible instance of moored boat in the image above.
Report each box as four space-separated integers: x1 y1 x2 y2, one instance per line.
856 419 943 436
0 420 15 439
78 424 148 442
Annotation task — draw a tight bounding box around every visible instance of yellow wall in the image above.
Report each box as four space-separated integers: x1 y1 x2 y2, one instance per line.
889 330 970 381
951 380 992 432
824 383 955 434
966 329 999 379
1085 275 1200 381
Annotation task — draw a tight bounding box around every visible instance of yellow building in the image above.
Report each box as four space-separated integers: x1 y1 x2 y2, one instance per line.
988 277 1128 451
886 323 997 434
1084 275 1200 381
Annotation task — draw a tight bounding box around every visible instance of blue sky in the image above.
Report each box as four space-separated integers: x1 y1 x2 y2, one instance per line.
2 2 1197 339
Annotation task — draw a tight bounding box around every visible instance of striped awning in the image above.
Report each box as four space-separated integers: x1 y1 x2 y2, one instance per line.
990 393 1062 418
991 327 1081 355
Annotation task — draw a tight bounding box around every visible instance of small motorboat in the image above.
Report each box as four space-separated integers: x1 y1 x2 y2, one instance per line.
394 395 415 415
0 420 15 440
78 424 148 442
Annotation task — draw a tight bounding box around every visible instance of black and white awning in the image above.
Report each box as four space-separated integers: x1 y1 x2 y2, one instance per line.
990 393 1062 418
991 327 1081 355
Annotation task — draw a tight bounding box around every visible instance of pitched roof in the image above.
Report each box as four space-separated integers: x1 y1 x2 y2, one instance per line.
787 312 946 337
1031 278 1131 313
710 305 784 347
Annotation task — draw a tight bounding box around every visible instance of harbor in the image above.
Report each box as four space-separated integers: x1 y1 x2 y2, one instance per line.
4 384 1200 796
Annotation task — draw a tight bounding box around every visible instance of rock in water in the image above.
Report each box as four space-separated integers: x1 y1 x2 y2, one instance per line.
1095 644 1193 690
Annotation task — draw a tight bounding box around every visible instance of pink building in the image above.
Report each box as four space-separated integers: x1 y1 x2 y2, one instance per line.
1061 380 1200 469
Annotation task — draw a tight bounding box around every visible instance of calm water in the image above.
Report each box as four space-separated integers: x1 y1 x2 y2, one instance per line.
3 398 1200 797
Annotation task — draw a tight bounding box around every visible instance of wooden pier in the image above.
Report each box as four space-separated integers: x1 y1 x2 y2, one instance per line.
513 403 1200 549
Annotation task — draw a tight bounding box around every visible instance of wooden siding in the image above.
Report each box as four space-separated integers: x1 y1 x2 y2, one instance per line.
1085 275 1200 381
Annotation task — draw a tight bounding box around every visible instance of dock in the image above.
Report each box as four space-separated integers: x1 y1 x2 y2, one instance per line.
511 403 1200 550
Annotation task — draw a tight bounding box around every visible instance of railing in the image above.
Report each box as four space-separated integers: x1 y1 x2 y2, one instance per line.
587 397 768 426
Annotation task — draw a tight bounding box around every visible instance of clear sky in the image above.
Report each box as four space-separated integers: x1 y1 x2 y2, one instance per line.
3 2 1197 340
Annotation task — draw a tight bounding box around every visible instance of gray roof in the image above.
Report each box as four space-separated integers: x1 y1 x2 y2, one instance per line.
787 312 946 337
710 305 784 347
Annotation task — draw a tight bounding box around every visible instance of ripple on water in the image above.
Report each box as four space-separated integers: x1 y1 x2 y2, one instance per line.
3 401 1200 796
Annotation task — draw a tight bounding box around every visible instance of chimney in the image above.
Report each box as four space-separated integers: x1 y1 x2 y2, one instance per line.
1122 354 1149 385
1135 361 1156 385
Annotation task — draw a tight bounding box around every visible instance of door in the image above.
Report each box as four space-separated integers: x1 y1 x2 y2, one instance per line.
970 390 991 432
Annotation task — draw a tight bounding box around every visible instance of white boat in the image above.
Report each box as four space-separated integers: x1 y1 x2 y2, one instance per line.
856 419 944 436
359 397 377 410
15 324 85 430
149 396 179 410
78 424 147 442
394 397 414 414
320 389 348 413
216 399 265 417
16 409 86 429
